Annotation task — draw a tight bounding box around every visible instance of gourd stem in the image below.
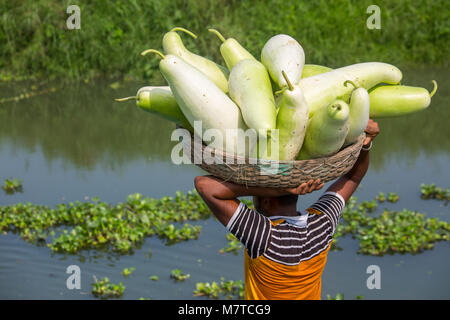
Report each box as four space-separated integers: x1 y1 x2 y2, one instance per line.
115 96 137 102
208 29 226 43
429 80 438 98
274 88 287 95
281 71 294 91
344 80 357 89
170 27 197 39
141 49 166 59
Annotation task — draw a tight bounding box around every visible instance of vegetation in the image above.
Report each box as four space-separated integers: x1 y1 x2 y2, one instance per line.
1 0 447 82
170 269 190 282
333 195 450 255
387 192 400 203
121 267 135 277
0 191 211 255
420 184 449 204
91 276 125 299
1 187 448 299
1 187 448 258
2 178 23 194
358 209 448 255
327 293 345 300
326 293 364 300
219 233 242 255
376 192 386 203
0 67 448 173
194 278 244 299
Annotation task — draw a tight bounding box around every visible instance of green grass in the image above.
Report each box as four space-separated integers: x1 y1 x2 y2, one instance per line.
1 0 448 81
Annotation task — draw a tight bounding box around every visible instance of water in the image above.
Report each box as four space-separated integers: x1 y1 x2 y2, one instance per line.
0 67 448 300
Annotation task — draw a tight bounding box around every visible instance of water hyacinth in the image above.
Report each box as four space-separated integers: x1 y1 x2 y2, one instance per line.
0 191 212 255
1 189 448 258
357 209 449 255
327 293 345 300
420 184 449 204
121 267 135 277
193 278 244 300
376 192 386 203
170 269 190 282
387 192 400 203
91 276 125 299
2 178 23 194
219 233 242 255
326 293 363 300
333 195 450 255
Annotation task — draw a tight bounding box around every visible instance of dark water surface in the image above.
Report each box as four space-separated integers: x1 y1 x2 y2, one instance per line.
0 67 448 299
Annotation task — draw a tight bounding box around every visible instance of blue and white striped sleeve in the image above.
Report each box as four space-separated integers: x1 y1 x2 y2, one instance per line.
308 191 346 234
226 202 272 259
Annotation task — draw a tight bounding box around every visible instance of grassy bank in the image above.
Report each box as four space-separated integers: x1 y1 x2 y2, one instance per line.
1 0 448 81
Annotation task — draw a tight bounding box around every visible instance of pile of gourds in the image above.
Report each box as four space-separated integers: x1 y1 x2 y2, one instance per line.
117 27 437 161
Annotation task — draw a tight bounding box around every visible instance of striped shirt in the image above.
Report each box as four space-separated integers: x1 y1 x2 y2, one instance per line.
226 192 345 266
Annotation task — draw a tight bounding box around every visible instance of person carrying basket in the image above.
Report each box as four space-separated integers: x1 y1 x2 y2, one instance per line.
194 119 379 300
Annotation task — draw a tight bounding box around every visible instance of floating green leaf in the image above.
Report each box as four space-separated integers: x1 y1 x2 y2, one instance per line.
91 276 125 299
193 278 244 300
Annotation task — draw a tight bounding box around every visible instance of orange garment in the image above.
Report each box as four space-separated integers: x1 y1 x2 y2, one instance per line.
244 219 332 300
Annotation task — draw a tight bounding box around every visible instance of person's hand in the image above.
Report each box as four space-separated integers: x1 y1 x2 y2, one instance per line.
285 179 325 195
364 119 379 146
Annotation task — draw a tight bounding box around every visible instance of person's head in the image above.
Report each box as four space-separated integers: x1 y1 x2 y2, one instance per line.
253 194 299 216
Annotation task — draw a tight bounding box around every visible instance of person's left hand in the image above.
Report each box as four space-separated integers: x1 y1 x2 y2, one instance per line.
285 179 325 195
364 119 380 146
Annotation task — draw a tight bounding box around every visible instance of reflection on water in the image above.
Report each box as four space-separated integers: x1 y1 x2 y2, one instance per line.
0 79 176 171
0 67 448 172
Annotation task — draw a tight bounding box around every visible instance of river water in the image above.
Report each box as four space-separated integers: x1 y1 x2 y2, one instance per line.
0 67 448 299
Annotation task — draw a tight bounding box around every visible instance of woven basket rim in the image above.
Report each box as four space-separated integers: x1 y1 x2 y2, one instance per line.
179 125 366 166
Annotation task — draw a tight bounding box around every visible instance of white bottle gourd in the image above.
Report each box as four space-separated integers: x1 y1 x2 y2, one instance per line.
142 50 248 156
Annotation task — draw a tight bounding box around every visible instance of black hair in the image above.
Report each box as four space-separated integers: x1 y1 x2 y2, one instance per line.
275 194 299 206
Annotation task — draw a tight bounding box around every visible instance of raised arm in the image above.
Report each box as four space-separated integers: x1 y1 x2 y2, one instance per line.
326 119 380 202
193 121 380 225
194 176 323 226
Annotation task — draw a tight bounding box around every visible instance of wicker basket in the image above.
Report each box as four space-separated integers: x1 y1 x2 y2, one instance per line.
179 127 365 188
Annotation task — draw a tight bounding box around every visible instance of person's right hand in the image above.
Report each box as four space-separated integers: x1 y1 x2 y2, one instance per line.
285 179 325 195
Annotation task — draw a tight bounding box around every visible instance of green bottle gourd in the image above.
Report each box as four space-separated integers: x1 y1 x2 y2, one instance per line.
368 81 438 118
274 64 332 109
297 100 350 160
228 59 277 133
142 49 248 156
301 64 333 78
162 27 229 93
275 71 309 161
343 81 370 146
299 62 402 118
115 86 192 131
208 28 256 70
